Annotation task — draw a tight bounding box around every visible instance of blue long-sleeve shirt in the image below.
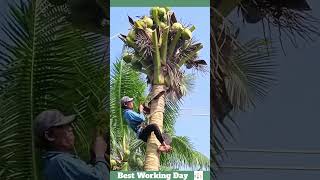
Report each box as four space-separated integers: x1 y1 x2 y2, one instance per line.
123 109 145 134
43 151 109 180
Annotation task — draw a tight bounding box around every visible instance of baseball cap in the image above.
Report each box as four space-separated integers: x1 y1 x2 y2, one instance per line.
34 109 76 138
120 96 133 106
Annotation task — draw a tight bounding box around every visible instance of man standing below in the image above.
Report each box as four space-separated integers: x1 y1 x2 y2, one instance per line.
34 109 109 180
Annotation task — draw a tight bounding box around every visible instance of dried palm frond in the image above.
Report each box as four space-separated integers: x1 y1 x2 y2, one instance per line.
163 61 184 101
135 29 154 57
186 59 208 73
239 0 320 50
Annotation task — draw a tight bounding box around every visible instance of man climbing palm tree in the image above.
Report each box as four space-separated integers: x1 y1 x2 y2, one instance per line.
121 96 172 153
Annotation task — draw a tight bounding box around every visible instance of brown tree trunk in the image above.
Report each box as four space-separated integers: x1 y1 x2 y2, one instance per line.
144 85 166 170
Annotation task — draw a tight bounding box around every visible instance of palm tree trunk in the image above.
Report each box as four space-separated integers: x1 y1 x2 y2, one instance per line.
144 85 166 170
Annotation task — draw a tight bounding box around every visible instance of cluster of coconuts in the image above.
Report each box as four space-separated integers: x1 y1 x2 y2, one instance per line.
122 7 194 70
110 149 130 170
110 151 144 170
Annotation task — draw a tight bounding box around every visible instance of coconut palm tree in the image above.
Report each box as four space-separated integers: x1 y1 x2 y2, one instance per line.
210 15 277 177
0 0 108 179
211 0 320 178
118 7 208 170
48 0 109 35
110 59 209 171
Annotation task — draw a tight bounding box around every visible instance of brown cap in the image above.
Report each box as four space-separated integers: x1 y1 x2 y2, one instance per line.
34 109 76 138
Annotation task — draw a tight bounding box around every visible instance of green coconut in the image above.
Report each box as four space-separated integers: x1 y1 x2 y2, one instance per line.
145 28 153 37
143 16 153 28
171 22 183 31
159 22 167 29
158 8 167 16
134 20 145 29
125 150 130 156
182 28 192 40
123 53 133 63
126 37 136 48
128 29 136 40
110 160 117 167
150 7 159 17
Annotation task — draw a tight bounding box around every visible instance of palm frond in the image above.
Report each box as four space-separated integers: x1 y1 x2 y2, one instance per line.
164 63 195 101
135 29 153 57
110 59 147 143
161 136 210 170
211 8 277 179
225 39 277 111
239 0 320 50
0 0 108 179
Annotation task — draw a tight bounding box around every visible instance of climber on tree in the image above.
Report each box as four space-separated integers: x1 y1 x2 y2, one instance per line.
121 96 172 153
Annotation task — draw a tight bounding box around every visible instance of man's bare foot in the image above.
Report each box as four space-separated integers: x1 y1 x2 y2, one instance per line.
158 144 172 153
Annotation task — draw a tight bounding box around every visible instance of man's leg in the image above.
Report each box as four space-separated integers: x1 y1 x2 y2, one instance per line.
139 124 171 152
140 124 164 143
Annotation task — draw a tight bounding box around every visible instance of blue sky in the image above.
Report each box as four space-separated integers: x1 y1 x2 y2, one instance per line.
110 7 210 159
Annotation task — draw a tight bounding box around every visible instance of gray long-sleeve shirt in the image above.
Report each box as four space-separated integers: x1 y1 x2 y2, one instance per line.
43 151 109 180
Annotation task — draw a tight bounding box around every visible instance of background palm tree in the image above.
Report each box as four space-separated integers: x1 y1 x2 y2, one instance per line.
0 0 108 179
110 59 209 171
211 0 320 178
48 0 109 35
119 7 208 170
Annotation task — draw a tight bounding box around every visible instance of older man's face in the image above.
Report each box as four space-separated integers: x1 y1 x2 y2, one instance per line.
50 124 75 151
126 101 134 109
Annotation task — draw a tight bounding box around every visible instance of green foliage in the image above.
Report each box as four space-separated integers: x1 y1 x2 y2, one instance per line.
0 0 108 179
110 59 147 170
110 58 147 142
110 59 209 171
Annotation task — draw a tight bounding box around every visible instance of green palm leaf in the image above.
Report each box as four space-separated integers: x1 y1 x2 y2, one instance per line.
0 0 108 179
225 39 277 111
110 58 147 143
161 136 209 170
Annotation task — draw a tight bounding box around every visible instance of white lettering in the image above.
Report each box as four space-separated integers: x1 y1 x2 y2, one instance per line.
137 172 172 179
183 174 188 180
117 172 134 179
137 172 146 178
173 172 188 180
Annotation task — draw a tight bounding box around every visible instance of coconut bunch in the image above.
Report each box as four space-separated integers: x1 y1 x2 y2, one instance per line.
110 134 134 171
119 7 206 98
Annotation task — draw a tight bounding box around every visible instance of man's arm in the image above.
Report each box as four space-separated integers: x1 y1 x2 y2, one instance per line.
126 110 145 122
56 136 108 180
51 155 109 180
